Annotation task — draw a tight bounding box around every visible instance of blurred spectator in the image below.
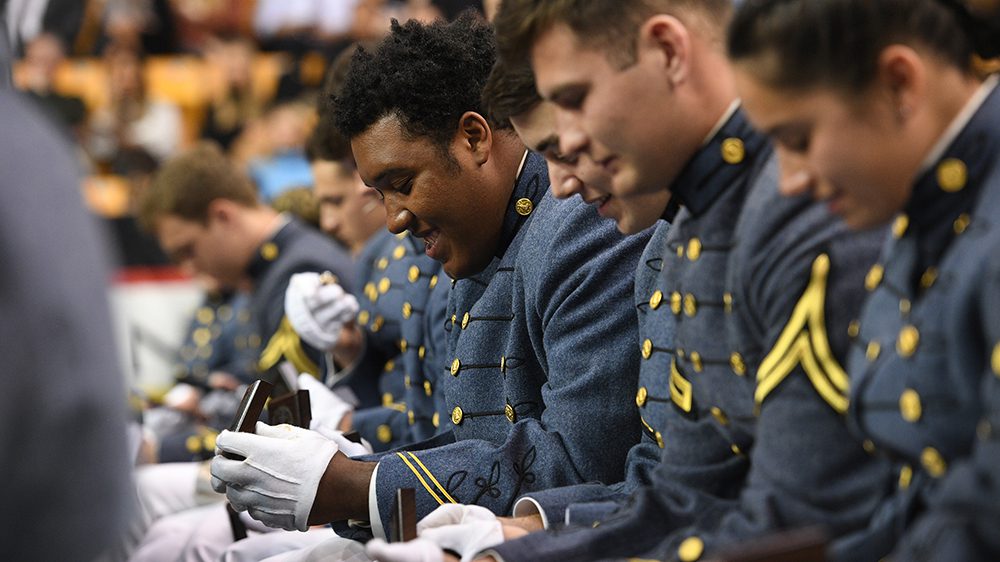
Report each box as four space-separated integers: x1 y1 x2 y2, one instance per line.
200 33 265 150
3 0 86 54
0 86 131 562
246 101 315 202
100 147 171 267
16 32 86 136
270 186 321 229
254 0 360 51
168 0 255 53
102 0 176 54
88 43 182 165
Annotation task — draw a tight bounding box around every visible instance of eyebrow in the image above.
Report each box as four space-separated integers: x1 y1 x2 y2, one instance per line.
365 167 408 188
534 134 560 154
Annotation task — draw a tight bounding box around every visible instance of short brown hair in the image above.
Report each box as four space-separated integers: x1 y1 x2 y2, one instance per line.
139 142 257 231
495 0 732 69
481 56 541 128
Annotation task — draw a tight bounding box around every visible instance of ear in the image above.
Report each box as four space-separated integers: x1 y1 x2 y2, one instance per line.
638 15 691 86
455 111 493 166
875 45 925 123
206 198 237 226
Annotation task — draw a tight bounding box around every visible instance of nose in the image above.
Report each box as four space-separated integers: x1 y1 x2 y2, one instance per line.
319 207 340 238
547 161 584 199
384 201 415 235
554 110 588 159
776 148 814 198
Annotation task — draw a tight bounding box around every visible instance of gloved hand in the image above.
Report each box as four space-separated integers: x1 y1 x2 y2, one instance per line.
365 537 444 562
211 422 338 531
309 423 375 457
416 504 504 562
299 373 353 433
285 271 360 350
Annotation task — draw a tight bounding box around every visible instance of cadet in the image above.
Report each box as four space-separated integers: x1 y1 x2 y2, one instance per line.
729 0 1000 559
209 13 651 544
436 1 891 560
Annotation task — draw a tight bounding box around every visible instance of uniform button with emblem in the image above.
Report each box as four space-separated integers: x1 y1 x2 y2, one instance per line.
408 410 415 425
687 238 702 261
402 302 412 319
450 358 461 376
730 352 746 376
721 137 745 164
384 360 395 372
382 393 394 406
196 307 214 324
690 351 703 372
684 293 697 317
378 278 391 294
260 242 279 261
676 245 685 258
899 299 912 315
670 291 682 315
371 315 384 332
393 245 406 260
920 268 938 290
937 158 967 192
408 265 420 283
515 197 534 216
193 327 212 347
400 339 408 352
866 341 882 362
358 310 371 326
710 406 729 426
451 406 464 425
921 447 947 477
636 386 648 407
865 264 884 291
847 320 861 339
461 312 470 329
898 464 913 489
678 535 705 562
899 389 922 422
649 290 663 310
730 443 742 456
897 325 920 358
377 257 389 270
953 213 971 235
641 338 653 359
723 292 733 313
429 275 439 289
377 425 393 443
505 403 516 423
862 439 876 454
423 380 432 396
892 215 909 239
991 342 1000 377
432 412 440 427
418 346 426 359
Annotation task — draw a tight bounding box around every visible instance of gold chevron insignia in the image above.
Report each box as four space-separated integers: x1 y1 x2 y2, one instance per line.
258 316 319 376
755 254 850 413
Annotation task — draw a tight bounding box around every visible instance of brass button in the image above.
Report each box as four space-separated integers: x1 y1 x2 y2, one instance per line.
898 464 913 489
865 264 884 291
418 345 426 359
377 257 389 270
461 312 470 329
365 282 378 301
683 293 697 317
899 299 911 315
899 389 922 422
862 439 876 454
723 292 733 314
196 307 214 325
451 406 464 425
218 305 233 322
404 375 411 387
429 275 439 289
649 290 664 310
393 245 406 260
937 158 967 192
451 314 456 326
408 265 420 283
679 536 705 562
186 435 201 453
400 339 408 352
866 341 882 362
920 268 938 290
992 342 1000 377
384 359 395 372
690 351 703 373
377 424 392 443
500 356 507 372
655 431 664 449
515 197 534 216
710 406 729 426
378 278 391 294
641 338 653 359
505 403 516 423
193 327 212 347
670 291 683 315
371 315 384 332
402 302 413 319
382 393 393 406
450 358 461 376
636 386 648 407
687 238 702 261
358 310 371 326
892 215 909 239
730 444 742 455
721 137 745 165
260 242 279 261
197 344 213 359
847 320 860 339
423 380 432 396
953 213 971 235
921 447 947 477
408 410 415 425
730 352 746 376
897 325 920 358
432 412 440 427
676 245 685 258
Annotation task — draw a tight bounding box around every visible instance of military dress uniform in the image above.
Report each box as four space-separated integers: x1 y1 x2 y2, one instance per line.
490 108 890 562
246 216 363 403
359 151 652 535
153 290 258 462
343 228 445 451
833 79 1000 562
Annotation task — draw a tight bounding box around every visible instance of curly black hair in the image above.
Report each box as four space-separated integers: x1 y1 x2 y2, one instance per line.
333 11 496 152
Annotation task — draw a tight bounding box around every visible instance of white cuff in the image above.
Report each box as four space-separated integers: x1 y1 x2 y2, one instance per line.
511 497 550 530
368 461 387 540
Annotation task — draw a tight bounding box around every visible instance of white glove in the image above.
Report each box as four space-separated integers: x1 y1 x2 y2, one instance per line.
311 425 375 457
285 272 360 350
365 538 444 562
299 373 354 433
211 422 338 532
416 504 505 562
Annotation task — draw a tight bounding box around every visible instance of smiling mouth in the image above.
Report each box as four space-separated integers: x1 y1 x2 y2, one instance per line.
413 228 442 259
585 194 611 207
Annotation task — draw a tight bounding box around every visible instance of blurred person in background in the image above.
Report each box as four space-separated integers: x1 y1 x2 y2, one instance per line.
15 31 86 137
200 33 266 151
247 101 315 202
